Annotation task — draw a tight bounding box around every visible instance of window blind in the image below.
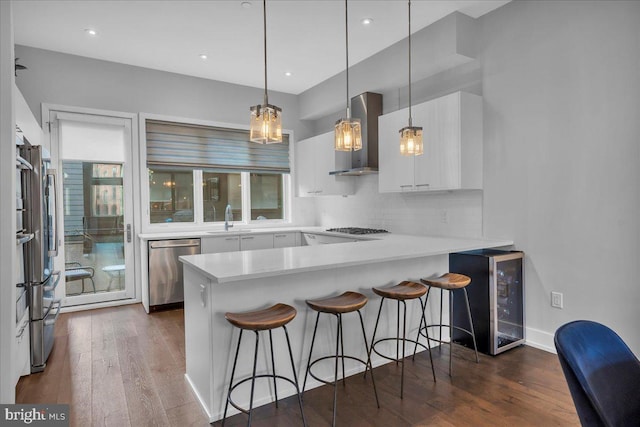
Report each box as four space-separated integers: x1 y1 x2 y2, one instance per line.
146 120 290 173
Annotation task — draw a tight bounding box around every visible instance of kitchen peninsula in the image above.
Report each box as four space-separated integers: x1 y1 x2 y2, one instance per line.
179 230 512 422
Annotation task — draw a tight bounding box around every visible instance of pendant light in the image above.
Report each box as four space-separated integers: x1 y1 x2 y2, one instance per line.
399 0 423 156
249 0 282 144
334 0 362 152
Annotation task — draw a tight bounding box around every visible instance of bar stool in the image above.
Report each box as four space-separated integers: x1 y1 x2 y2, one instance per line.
222 303 307 427
303 291 379 426
417 273 479 377
369 281 436 399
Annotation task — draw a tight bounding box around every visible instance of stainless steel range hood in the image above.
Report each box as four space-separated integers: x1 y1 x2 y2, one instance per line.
329 92 383 176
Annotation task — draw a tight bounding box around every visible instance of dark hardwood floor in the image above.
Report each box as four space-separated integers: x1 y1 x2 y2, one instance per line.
16 304 579 426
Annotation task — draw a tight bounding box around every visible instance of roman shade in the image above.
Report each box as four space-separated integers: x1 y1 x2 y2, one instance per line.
146 120 290 173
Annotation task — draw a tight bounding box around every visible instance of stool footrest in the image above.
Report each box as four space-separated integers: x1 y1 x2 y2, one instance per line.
307 354 370 387
372 337 430 363
420 324 475 343
227 374 300 415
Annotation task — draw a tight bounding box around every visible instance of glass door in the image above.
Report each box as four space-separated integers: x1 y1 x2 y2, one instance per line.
49 110 135 305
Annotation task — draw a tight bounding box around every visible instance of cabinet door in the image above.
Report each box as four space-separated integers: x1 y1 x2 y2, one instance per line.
414 92 482 191
240 234 274 250
201 236 240 253
378 107 415 193
273 232 297 248
296 136 317 196
315 132 354 196
413 96 461 191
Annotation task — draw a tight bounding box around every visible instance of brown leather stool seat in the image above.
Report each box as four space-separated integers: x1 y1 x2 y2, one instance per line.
368 281 436 399
415 273 479 377
303 291 379 426
222 303 307 426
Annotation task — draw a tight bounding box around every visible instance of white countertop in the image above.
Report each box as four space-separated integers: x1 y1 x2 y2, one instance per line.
179 232 513 284
138 226 308 241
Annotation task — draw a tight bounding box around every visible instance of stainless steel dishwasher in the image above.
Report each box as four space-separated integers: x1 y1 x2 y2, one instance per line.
148 238 201 310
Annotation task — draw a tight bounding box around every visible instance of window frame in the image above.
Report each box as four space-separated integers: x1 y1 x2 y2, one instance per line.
139 113 294 233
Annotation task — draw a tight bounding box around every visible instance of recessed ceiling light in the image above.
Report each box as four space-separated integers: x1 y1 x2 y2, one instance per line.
284 71 292 77
241 1 252 9
84 28 97 36
199 54 208 60
361 18 373 25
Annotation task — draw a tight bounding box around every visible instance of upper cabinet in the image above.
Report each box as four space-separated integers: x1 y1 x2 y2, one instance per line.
378 91 482 193
14 84 46 150
295 131 355 197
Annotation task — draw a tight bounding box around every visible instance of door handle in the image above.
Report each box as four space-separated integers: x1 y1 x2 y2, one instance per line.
126 224 132 243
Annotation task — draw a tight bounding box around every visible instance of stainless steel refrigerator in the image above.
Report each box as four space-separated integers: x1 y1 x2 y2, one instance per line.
20 142 62 373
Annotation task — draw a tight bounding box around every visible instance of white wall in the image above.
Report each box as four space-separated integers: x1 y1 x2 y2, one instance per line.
14 46 312 139
0 0 16 403
480 0 640 352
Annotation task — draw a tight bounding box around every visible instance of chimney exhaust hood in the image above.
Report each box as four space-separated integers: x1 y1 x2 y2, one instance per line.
329 92 382 176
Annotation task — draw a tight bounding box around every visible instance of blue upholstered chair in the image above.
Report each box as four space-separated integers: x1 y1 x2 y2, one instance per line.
554 320 640 426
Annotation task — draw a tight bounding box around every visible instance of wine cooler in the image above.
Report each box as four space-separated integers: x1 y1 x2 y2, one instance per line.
449 249 524 355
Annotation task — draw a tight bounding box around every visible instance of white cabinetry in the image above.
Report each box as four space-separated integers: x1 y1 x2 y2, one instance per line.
379 91 482 193
14 84 45 149
201 235 240 254
240 234 273 251
273 232 298 248
296 132 355 197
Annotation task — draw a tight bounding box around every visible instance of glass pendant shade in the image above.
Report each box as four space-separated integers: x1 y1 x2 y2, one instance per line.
400 0 423 156
249 103 282 144
399 125 423 156
334 117 362 151
249 0 282 144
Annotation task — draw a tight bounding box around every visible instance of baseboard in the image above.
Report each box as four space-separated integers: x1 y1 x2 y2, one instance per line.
525 326 556 354
185 373 215 423
59 297 140 313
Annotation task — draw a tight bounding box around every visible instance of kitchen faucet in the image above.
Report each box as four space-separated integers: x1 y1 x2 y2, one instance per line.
224 204 233 231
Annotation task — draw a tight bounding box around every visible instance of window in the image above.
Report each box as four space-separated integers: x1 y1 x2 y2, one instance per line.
148 168 194 223
250 173 283 221
145 119 291 227
202 171 242 222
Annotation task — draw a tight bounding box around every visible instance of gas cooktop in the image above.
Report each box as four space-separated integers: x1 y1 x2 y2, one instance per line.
325 227 389 235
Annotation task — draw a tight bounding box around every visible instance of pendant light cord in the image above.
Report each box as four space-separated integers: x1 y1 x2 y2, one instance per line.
263 0 269 106
345 0 350 118
408 0 412 127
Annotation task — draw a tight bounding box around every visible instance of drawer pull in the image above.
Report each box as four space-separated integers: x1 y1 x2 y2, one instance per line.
241 236 254 240
225 237 238 241
416 183 430 187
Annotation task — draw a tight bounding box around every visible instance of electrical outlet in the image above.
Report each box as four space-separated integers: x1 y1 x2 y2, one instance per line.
551 291 563 309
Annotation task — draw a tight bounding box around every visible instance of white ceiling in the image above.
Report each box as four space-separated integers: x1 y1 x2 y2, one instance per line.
13 0 509 95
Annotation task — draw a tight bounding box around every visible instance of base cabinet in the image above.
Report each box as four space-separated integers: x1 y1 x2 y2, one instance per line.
239 234 273 250
273 232 298 248
379 91 482 193
201 236 240 253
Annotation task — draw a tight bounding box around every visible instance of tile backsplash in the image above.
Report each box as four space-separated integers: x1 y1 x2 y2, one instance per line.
307 175 483 237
